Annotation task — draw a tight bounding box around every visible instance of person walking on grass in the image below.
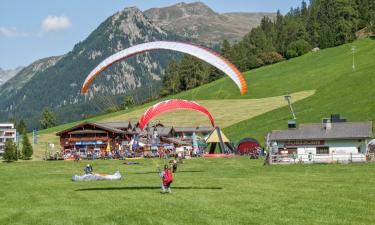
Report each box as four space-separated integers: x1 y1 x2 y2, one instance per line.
159 164 173 193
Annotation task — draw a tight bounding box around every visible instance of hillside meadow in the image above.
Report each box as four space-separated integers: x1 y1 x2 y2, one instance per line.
30 38 375 159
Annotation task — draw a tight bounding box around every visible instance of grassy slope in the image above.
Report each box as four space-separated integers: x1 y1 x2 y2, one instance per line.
0 158 374 225
224 38 375 141
32 91 313 159
35 38 375 156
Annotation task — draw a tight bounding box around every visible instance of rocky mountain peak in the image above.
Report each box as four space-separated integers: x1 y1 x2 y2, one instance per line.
107 6 166 45
173 1 217 16
144 2 276 43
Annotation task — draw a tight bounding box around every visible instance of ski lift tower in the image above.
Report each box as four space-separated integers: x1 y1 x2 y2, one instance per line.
351 46 356 72
284 95 297 129
284 95 296 120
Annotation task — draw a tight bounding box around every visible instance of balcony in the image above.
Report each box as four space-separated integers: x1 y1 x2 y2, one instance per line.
66 137 110 142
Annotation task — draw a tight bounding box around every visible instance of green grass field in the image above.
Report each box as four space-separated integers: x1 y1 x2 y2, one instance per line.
0 158 374 225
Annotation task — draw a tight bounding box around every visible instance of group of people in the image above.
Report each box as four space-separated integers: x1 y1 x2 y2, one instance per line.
81 159 179 194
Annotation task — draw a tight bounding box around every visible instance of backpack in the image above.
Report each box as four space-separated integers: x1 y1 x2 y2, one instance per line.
163 169 173 185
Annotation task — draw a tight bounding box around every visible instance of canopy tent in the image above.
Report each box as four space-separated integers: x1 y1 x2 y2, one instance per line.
205 127 234 154
237 138 260 155
206 128 230 143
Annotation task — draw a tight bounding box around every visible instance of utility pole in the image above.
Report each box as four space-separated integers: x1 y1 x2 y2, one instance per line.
352 46 356 72
284 95 296 120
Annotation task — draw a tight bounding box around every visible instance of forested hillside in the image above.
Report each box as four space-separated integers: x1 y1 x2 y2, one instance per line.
160 0 375 96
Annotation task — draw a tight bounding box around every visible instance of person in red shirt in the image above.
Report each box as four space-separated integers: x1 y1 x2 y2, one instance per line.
159 164 173 193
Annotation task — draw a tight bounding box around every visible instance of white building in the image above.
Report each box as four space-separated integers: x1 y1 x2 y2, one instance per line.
267 117 373 164
0 123 17 155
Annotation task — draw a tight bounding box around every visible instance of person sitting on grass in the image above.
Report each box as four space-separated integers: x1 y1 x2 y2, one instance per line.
84 164 93 175
159 164 173 193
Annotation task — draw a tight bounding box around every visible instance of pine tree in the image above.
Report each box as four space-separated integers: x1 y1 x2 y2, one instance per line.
40 107 57 129
221 39 232 59
3 139 17 162
160 59 180 96
335 0 358 45
301 0 309 20
17 119 27 134
21 134 33 160
318 0 337 48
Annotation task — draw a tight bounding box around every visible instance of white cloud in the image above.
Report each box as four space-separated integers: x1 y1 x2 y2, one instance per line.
0 27 28 38
41 15 72 32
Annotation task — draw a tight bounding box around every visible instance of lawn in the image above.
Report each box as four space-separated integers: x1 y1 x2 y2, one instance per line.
0 158 374 225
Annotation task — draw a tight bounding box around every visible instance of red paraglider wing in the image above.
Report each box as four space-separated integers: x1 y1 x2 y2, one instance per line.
139 99 215 130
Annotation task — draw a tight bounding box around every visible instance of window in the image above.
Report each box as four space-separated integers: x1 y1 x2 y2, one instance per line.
278 148 297 154
316 147 329 155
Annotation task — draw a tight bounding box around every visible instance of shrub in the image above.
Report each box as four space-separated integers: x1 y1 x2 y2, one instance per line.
259 52 284 65
286 39 313 59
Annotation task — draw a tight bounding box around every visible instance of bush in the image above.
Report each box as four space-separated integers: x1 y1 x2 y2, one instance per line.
259 52 284 65
286 39 313 59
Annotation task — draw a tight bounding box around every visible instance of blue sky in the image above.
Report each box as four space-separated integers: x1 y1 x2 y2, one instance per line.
0 0 303 69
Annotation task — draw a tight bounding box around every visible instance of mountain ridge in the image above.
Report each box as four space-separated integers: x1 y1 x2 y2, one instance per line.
0 6 181 128
0 66 24 86
144 1 276 43
0 2 276 128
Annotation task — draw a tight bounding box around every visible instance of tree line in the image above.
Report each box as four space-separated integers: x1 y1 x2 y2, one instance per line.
161 0 375 96
3 107 57 161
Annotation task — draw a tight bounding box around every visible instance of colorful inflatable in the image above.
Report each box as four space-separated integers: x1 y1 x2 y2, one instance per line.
139 99 215 130
82 41 247 95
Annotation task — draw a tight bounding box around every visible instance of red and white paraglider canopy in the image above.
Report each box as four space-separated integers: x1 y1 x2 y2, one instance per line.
82 41 247 95
139 99 215 130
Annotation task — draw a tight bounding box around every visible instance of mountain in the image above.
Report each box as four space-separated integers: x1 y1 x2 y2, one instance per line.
0 56 62 99
0 3 276 128
0 7 181 128
144 2 276 43
0 66 23 86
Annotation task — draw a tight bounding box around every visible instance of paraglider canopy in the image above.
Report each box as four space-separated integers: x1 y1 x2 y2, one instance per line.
82 41 247 95
139 99 215 130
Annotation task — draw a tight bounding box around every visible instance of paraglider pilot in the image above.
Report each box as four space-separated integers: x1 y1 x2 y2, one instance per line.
159 164 173 193
84 164 93 175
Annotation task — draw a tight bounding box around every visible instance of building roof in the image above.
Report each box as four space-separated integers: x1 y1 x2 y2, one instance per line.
69 130 107 134
138 126 173 137
0 123 14 129
156 127 173 136
174 127 213 133
161 137 189 146
57 121 212 138
56 122 125 136
98 122 130 129
269 122 373 141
